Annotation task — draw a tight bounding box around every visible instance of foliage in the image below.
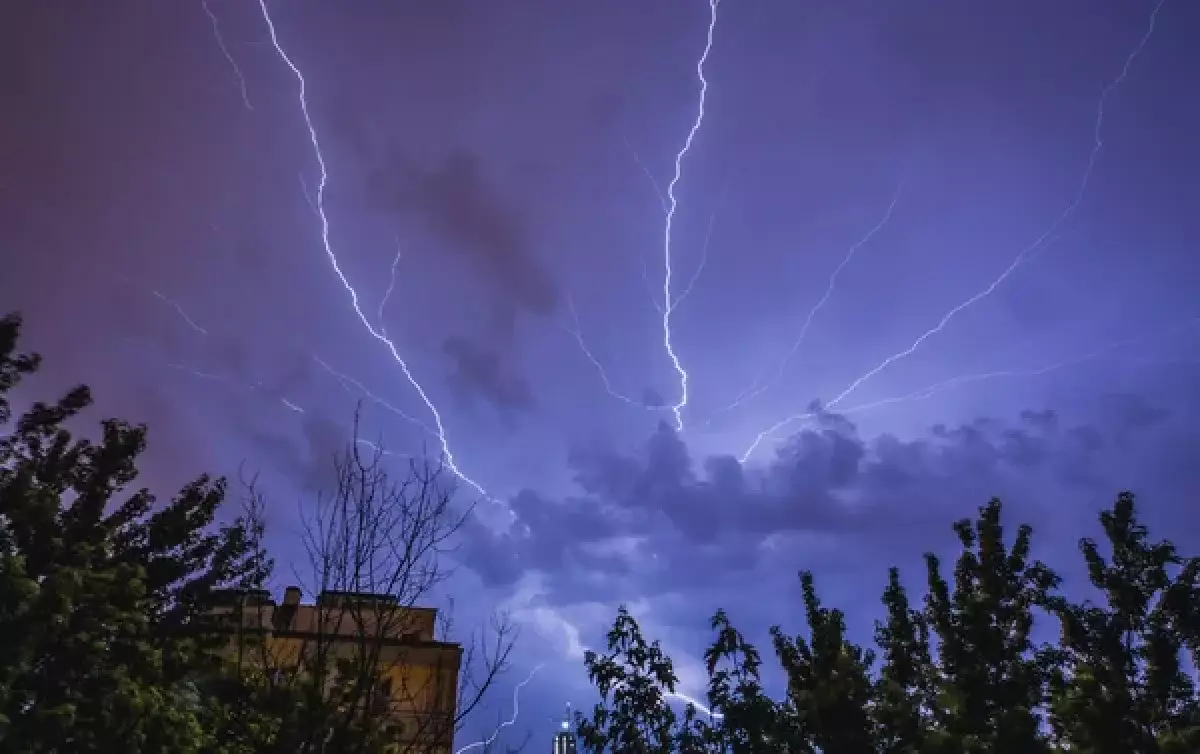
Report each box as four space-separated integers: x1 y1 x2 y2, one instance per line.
580 496 1200 753
0 312 271 753
0 314 514 754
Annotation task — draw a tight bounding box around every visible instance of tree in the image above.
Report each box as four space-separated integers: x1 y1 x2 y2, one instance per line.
0 312 271 753
699 609 779 753
763 571 874 754
576 606 696 753
871 567 935 754
221 425 516 754
579 494 1200 752
1045 492 1200 753
920 498 1058 754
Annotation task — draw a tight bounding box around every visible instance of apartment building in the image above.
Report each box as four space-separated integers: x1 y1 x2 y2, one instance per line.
211 586 461 753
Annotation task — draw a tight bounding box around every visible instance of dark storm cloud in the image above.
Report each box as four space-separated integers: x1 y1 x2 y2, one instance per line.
641 388 666 409
365 149 558 321
237 407 348 494
441 335 536 423
461 387 1200 605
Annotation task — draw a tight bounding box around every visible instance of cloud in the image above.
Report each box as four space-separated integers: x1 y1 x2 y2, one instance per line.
365 149 556 413
365 149 557 323
460 388 1200 610
441 335 536 423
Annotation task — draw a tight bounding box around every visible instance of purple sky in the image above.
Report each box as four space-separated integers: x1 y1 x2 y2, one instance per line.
3 0 1199 748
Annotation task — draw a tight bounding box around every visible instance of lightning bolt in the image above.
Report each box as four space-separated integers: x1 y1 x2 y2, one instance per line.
566 202 716 412
254 0 496 506
115 273 210 336
744 0 1168 449
149 288 209 336
738 314 1199 462
164 363 302 412
664 690 724 720
378 237 403 336
158 359 414 459
623 134 669 215
715 180 904 418
200 0 254 111
310 353 434 435
297 172 318 216
673 205 719 312
454 664 545 754
661 0 721 432
561 294 654 409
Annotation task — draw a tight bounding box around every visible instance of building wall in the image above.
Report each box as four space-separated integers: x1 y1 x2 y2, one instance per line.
212 588 461 751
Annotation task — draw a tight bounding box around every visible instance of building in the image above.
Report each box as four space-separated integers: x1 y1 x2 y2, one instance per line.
211 586 462 753
553 705 577 754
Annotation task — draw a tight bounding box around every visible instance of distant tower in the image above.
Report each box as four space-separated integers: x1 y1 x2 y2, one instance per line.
552 703 576 754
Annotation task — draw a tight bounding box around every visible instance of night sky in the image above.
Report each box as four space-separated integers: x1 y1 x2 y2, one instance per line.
3 0 1199 748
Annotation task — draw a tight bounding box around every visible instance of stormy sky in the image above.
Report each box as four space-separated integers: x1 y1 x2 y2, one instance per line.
3 0 1199 747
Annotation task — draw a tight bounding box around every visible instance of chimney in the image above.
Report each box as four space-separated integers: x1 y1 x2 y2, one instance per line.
283 586 302 607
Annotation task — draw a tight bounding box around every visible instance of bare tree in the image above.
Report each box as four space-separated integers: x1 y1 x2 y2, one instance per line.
223 410 517 754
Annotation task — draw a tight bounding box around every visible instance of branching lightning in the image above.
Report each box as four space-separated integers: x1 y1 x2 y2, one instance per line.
254 0 496 505
298 172 319 216
738 314 1199 462
567 202 716 412
200 0 254 111
378 237 403 336
151 289 209 336
311 353 434 435
716 181 904 418
742 0 1169 452
562 294 653 409
158 359 413 459
661 0 721 431
673 206 718 312
454 664 545 754
623 134 669 215
116 273 210 336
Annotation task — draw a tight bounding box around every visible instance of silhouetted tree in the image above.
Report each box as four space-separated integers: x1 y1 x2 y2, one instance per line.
577 606 699 753
699 609 779 753
1045 492 1200 753
771 570 876 753
580 492 1200 753
0 312 271 753
921 499 1058 753
871 567 935 753
221 424 516 754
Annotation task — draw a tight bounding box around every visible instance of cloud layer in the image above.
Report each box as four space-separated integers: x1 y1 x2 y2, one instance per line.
463 384 1198 615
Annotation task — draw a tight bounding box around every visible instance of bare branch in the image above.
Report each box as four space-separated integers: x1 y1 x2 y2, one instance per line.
224 404 516 753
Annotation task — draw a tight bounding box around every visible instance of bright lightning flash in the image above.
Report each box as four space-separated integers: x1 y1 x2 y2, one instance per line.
742 0 1169 453
454 664 545 754
255 0 496 506
661 0 720 432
